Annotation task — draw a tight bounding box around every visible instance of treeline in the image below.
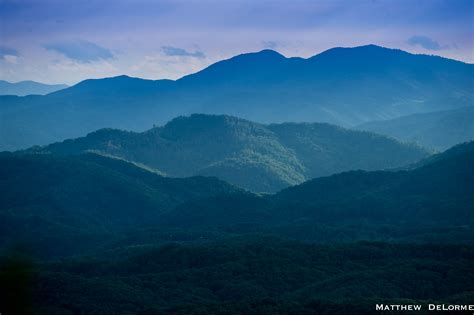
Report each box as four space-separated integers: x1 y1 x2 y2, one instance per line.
2 239 472 314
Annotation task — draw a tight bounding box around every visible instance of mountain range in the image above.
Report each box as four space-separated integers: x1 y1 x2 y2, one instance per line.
27 114 429 192
1 45 472 151
1 141 473 259
1 140 473 313
159 141 474 230
357 106 474 150
1 44 473 313
0 80 68 96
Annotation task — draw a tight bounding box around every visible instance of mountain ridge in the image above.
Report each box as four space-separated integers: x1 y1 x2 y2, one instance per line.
1 141 472 258
26 113 429 192
0 80 68 96
1 44 472 150
357 106 474 150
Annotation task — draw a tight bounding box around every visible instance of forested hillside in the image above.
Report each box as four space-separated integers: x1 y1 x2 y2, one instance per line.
29 114 429 192
1 142 473 313
14 240 474 314
1 142 473 258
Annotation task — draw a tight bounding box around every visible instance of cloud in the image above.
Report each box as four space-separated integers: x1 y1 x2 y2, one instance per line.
44 40 113 63
0 46 19 57
4 55 19 64
0 46 19 63
161 46 205 58
407 35 448 51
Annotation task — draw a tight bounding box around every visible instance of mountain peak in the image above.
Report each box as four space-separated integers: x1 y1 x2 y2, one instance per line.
312 44 406 60
162 114 259 138
178 49 287 83
249 49 285 58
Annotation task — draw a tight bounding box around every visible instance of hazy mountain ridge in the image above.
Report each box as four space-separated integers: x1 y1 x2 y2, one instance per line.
0 80 68 96
357 106 474 150
27 114 429 192
1 45 472 150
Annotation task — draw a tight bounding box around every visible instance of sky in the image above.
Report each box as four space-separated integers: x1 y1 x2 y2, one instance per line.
0 0 473 85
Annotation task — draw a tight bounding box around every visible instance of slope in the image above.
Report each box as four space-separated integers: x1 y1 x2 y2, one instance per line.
0 152 238 256
0 80 68 96
357 106 474 150
30 114 429 192
1 45 472 150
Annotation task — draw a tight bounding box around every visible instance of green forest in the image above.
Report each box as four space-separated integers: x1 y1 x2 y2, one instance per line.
1 141 473 314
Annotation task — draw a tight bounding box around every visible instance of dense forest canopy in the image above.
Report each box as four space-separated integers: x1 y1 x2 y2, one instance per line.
25 114 429 192
1 142 473 313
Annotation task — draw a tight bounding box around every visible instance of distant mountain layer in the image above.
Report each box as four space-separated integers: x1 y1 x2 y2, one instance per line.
28 114 429 192
357 106 474 150
0 80 67 96
1 44 472 150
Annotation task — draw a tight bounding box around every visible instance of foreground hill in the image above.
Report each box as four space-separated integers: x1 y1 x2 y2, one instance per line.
1 45 472 150
271 141 474 224
1 144 473 313
0 153 238 256
156 141 474 230
0 80 67 96
357 106 474 150
20 239 474 314
29 114 429 192
1 142 472 259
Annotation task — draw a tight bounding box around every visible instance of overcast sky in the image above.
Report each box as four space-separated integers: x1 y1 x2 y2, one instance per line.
0 0 472 85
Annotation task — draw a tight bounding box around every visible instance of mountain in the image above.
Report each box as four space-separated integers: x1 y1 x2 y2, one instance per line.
28 114 429 192
272 141 474 224
0 152 238 256
2 142 469 259
0 80 68 96
357 106 474 150
158 141 474 230
1 144 473 313
1 45 472 150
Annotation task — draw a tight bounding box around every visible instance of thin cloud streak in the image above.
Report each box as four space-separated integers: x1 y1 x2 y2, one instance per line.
407 35 448 51
161 46 206 59
44 40 114 63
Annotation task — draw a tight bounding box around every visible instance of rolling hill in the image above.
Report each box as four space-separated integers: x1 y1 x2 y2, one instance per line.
357 106 474 150
0 152 239 257
157 141 474 230
1 142 471 259
1 143 473 313
28 114 429 192
1 45 472 150
271 141 474 225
